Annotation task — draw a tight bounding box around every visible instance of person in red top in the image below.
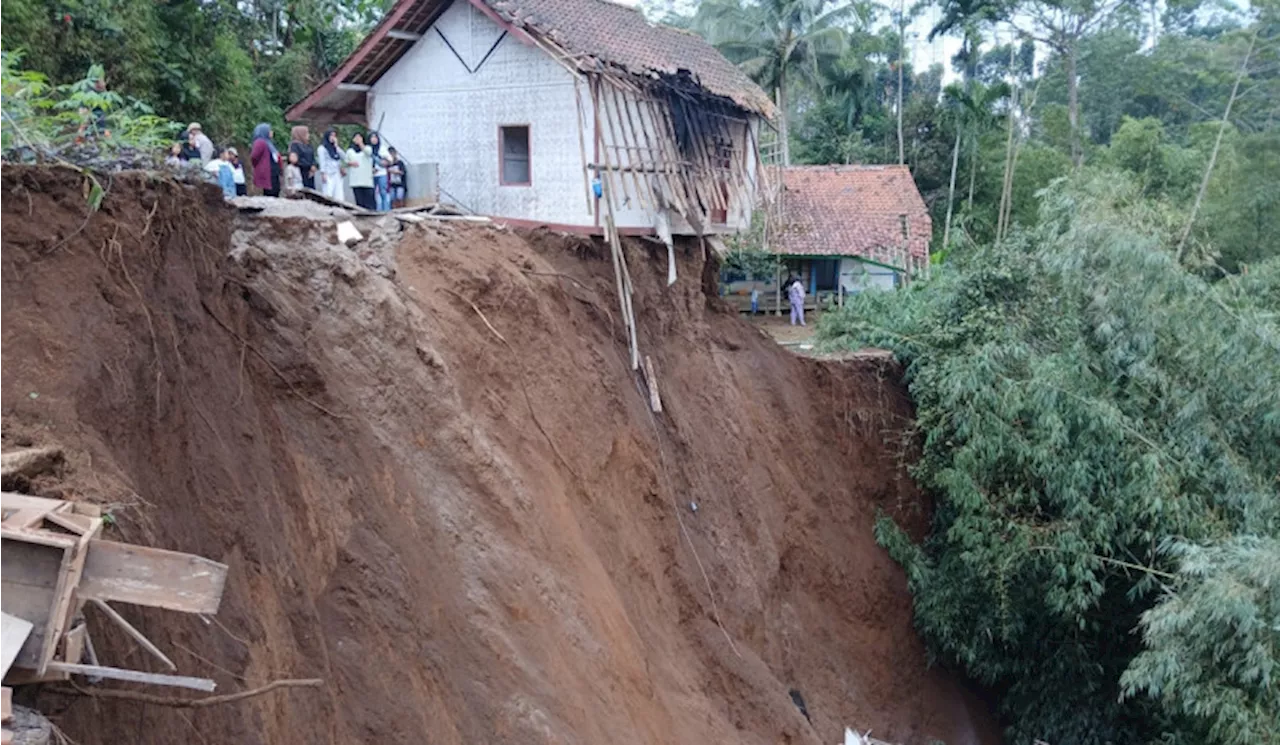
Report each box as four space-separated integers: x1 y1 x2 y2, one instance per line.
249 123 281 196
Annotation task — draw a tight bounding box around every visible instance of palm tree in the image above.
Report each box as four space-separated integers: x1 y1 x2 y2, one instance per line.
693 0 857 165
940 79 1010 246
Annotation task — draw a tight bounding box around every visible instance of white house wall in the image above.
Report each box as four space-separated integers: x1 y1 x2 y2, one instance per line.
369 0 593 226
839 257 899 292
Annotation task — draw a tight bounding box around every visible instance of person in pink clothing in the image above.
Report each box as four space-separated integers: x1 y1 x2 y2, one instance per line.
249 123 281 196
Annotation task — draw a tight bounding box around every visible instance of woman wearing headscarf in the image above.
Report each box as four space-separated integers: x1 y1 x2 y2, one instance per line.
289 126 316 190
317 129 345 201
368 131 389 211
249 123 281 196
345 132 375 210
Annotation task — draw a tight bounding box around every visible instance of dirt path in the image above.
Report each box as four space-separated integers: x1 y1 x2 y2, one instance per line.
1 167 997 745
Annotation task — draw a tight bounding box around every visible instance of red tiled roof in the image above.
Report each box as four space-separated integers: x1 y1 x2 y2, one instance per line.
287 0 774 124
775 165 931 268
489 0 774 115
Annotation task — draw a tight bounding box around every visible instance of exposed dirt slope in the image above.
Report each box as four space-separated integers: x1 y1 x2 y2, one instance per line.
1 167 996 745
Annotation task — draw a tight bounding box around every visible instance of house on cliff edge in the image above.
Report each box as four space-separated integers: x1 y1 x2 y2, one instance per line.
286 0 777 237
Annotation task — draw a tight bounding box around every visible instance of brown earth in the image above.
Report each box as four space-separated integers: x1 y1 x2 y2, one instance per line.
0 166 998 745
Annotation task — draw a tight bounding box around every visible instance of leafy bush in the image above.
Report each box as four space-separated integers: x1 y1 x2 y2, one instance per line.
2 51 180 165
820 172 1280 744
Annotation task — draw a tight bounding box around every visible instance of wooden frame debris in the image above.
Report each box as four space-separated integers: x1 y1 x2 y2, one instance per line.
1 492 228 692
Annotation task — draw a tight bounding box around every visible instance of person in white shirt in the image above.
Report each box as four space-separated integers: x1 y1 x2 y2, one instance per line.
317 129 344 201
345 133 375 210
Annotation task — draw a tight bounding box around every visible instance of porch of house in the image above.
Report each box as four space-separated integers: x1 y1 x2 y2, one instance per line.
719 255 906 314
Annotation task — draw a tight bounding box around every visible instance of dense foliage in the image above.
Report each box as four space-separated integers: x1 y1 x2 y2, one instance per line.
819 174 1280 743
0 0 385 148
654 0 1280 270
1 52 179 166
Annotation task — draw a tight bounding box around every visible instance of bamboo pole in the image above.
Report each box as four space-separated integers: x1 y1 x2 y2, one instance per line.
573 77 594 215
600 82 636 207
609 85 651 212
620 88 660 209
590 76 622 210
643 96 697 215
680 100 726 212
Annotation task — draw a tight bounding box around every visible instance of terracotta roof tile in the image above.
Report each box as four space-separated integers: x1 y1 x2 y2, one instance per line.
775 165 931 267
490 0 775 116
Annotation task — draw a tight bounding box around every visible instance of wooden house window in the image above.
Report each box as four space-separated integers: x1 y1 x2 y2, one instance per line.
500 125 531 186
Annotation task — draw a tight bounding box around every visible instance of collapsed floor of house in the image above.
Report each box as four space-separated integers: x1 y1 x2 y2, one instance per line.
0 167 997 745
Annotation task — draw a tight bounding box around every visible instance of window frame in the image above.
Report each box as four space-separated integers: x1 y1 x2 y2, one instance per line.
498 124 532 187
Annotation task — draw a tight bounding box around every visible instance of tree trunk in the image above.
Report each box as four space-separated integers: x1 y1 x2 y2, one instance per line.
777 79 790 167
997 80 1019 241
966 130 979 210
943 122 962 248
1176 27 1257 260
896 0 906 166
1067 45 1081 168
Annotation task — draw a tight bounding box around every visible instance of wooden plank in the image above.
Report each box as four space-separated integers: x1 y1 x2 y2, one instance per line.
43 511 98 536
0 493 65 516
44 662 216 692
2 508 52 529
62 624 86 665
643 356 663 414
89 599 176 671
71 502 102 518
39 523 98 675
0 614 33 679
2 539 64 670
79 540 228 614
0 527 75 550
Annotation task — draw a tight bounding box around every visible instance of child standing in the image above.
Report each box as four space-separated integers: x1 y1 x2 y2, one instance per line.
228 148 247 195
284 150 304 197
203 150 237 200
386 147 407 208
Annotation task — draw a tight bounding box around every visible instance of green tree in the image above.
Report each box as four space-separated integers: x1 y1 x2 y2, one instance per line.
819 172 1280 743
692 0 857 164
1121 536 1280 745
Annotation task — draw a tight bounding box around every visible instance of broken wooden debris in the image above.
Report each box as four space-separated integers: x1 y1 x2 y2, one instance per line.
51 678 324 708
1 491 229 693
296 187 373 213
88 600 176 671
0 614 32 679
643 355 663 414
44 663 215 692
78 540 228 614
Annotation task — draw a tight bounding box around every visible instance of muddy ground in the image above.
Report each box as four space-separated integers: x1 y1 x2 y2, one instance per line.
1 167 997 744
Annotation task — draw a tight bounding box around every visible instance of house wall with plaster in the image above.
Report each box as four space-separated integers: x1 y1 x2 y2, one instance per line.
369 0 759 233
369 0 590 226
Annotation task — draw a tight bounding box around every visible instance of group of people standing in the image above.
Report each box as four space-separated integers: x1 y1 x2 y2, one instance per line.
167 122 406 209
164 123 246 201
314 129 407 210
